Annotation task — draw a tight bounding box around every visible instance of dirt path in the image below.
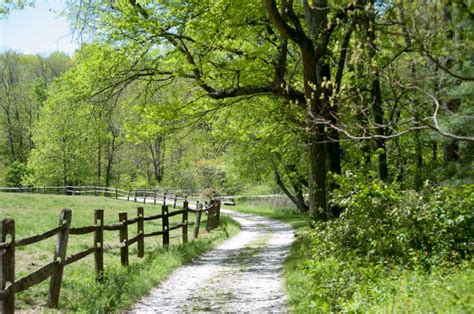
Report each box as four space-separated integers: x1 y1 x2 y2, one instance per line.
129 209 294 313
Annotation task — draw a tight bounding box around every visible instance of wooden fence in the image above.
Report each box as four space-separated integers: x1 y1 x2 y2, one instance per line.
0 199 221 313
0 186 199 200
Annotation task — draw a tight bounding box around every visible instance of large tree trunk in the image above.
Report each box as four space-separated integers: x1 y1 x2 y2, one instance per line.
367 3 389 181
308 126 328 218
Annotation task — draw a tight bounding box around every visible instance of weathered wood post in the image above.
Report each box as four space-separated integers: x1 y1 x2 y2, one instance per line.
144 188 147 204
193 202 202 239
154 190 157 206
48 208 72 308
215 199 221 227
127 190 131 201
119 212 129 266
173 195 177 209
163 191 167 206
182 201 188 244
115 188 118 199
137 207 144 258
1 219 15 314
162 205 169 248
134 190 137 202
94 209 104 282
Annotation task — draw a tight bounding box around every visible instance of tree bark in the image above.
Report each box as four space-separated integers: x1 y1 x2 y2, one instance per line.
366 3 389 181
273 166 308 212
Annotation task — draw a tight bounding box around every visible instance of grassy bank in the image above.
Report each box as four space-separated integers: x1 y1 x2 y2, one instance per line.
230 199 473 313
0 192 240 312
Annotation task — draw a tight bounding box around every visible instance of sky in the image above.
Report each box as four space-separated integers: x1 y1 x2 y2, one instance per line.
0 0 79 56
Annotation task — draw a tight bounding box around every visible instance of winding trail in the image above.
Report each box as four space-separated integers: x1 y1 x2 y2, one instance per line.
129 209 294 313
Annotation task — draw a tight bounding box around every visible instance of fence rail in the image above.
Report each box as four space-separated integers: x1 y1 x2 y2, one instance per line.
0 197 221 313
0 186 190 202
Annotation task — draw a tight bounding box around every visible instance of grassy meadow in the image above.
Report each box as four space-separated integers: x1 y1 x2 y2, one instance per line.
0 192 240 312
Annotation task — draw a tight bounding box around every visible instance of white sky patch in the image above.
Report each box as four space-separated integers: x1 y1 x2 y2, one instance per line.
0 0 79 56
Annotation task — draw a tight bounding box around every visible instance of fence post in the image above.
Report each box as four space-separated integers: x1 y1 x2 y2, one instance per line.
1 219 15 314
154 190 157 206
94 209 104 282
193 202 202 239
163 191 167 206
48 208 72 308
137 207 144 258
182 201 188 244
162 205 169 248
173 195 177 209
216 200 221 227
134 191 137 202
119 212 129 266
94 186 97 197
115 188 118 199
144 188 147 204
127 190 131 201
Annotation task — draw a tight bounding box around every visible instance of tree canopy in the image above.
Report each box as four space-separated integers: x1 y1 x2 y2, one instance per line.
0 0 472 214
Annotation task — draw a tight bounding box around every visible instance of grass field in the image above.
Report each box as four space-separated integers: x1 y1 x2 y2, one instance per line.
0 192 240 312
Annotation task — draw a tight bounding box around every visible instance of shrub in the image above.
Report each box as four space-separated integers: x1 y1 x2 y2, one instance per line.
5 161 28 187
315 180 474 268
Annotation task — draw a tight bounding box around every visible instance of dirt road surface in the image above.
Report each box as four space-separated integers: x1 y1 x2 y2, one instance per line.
129 209 294 313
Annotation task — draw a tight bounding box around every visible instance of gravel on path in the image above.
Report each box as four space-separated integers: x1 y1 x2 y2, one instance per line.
129 209 294 313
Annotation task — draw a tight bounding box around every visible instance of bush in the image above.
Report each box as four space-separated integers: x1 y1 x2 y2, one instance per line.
5 161 28 187
289 181 473 312
316 180 474 268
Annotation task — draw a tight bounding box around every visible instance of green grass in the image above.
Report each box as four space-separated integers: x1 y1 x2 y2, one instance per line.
349 264 474 313
230 200 474 313
231 202 307 229
0 192 240 312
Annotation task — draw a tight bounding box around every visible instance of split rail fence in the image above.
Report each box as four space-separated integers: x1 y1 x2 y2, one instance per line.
0 186 200 200
0 189 221 313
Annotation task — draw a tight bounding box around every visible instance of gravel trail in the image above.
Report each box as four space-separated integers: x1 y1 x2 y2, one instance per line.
129 209 294 313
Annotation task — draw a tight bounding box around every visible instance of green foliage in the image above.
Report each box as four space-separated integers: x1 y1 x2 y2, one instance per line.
25 99 97 186
323 179 474 268
4 161 27 187
0 0 33 17
284 181 474 312
287 237 474 313
0 51 73 165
